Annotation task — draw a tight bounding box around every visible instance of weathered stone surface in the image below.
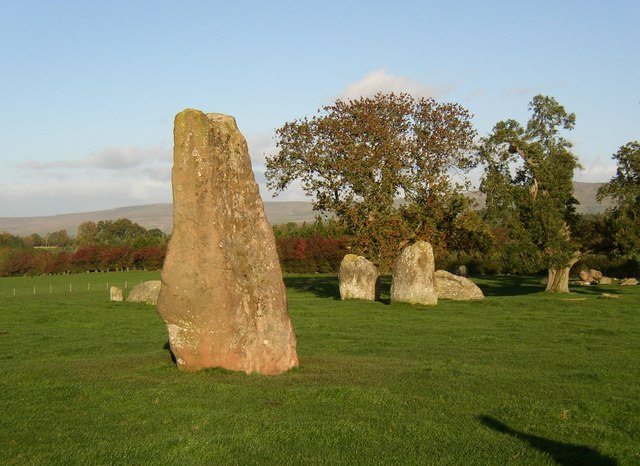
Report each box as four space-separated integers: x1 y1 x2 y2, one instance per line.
157 109 298 375
621 278 638 286
590 269 603 280
127 280 161 305
579 270 593 282
339 254 379 301
434 270 484 301
598 276 612 285
599 292 619 299
109 286 123 302
390 241 437 306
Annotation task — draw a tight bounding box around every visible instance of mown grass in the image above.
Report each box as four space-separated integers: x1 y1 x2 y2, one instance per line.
0 272 638 464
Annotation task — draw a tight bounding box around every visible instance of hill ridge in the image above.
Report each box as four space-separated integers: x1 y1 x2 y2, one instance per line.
0 182 611 236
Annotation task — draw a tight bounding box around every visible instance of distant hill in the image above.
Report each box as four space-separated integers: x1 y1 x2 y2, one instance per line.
0 202 320 237
0 182 612 237
467 181 613 214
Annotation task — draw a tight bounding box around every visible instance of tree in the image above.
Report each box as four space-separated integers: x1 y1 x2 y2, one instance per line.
266 92 477 267
77 221 99 246
47 229 71 247
478 95 580 292
597 141 640 260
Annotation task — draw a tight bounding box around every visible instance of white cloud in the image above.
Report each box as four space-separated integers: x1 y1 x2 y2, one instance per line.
17 146 170 171
246 132 277 169
339 68 442 100
0 178 171 217
1 135 310 216
575 156 616 183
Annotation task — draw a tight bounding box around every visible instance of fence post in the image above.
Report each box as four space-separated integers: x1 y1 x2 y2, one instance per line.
50 284 52 294
69 284 72 293
33 286 36 295
13 288 16 296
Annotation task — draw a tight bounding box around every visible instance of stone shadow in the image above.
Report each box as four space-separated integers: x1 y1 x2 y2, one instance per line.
163 341 177 364
283 276 341 300
475 276 544 297
478 415 617 465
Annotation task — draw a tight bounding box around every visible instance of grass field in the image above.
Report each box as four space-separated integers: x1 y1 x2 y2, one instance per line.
1 272 638 464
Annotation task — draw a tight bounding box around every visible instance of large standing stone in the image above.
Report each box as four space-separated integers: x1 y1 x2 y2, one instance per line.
434 270 484 301
390 241 438 306
339 254 379 301
127 280 161 305
157 109 298 375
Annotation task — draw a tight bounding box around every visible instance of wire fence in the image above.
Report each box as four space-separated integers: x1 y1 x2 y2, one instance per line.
3 281 143 298
0 272 160 299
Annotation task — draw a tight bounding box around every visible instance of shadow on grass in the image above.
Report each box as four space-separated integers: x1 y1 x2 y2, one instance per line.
475 276 544 297
478 415 617 465
163 341 177 364
285 275 394 304
284 276 341 300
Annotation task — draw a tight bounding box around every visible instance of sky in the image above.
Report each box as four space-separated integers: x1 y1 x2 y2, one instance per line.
0 0 638 217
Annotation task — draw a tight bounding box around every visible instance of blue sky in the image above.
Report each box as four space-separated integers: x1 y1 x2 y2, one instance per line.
0 0 638 216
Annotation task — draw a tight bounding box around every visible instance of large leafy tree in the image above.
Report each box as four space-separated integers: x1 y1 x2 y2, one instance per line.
265 92 477 268
597 141 640 260
479 95 580 292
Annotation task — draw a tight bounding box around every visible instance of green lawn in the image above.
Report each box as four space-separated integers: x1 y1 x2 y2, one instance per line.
0 272 638 465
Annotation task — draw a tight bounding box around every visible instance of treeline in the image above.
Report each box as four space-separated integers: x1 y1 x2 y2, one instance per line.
0 219 168 276
0 246 165 276
273 219 348 273
2 214 638 277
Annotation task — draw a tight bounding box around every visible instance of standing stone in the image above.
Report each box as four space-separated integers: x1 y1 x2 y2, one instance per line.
127 280 161 305
579 270 593 282
109 286 123 302
454 265 468 277
390 241 438 306
157 109 298 375
590 269 603 280
434 270 484 300
339 254 379 301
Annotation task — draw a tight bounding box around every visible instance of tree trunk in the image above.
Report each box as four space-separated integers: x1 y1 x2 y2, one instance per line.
545 267 571 293
545 252 581 293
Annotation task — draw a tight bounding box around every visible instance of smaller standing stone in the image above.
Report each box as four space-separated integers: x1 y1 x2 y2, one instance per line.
455 265 468 277
127 280 161 305
590 269 603 280
579 270 593 282
621 278 638 286
109 286 123 302
390 241 437 306
434 270 484 300
339 254 379 301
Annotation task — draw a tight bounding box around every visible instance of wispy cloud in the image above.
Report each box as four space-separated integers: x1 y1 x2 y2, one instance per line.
2 134 309 216
17 146 170 171
339 68 445 100
575 156 616 183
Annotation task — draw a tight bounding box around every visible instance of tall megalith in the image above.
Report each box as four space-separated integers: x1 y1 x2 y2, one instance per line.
157 109 298 375
390 241 438 306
